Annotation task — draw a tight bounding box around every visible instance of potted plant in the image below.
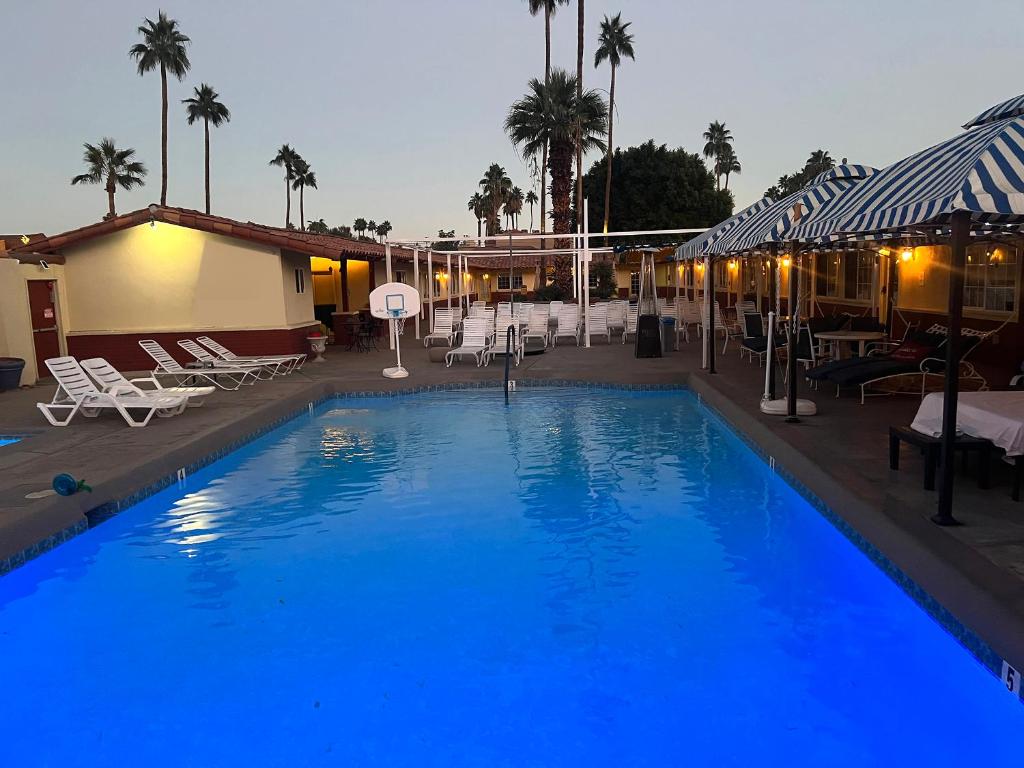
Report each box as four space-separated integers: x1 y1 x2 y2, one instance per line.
307 325 327 363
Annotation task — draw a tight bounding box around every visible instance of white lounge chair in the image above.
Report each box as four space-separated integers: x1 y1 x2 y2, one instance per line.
80 357 215 407
446 318 489 367
196 336 304 373
622 305 639 344
586 303 612 344
552 307 580 347
139 340 260 390
178 339 276 379
522 306 551 348
37 357 187 427
424 308 455 347
486 317 523 365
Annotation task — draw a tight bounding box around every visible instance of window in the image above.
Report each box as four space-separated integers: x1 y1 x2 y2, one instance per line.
497 273 524 291
630 271 641 295
394 270 406 284
714 262 731 290
965 243 1019 313
294 268 305 294
814 251 874 302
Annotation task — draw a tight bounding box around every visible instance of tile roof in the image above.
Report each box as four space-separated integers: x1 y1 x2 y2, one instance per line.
9 206 419 261
0 233 45 250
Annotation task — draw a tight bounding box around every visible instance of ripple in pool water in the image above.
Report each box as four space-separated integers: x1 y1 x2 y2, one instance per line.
0 389 1020 766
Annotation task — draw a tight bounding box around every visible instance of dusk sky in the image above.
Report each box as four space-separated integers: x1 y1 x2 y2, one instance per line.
3 0 1023 240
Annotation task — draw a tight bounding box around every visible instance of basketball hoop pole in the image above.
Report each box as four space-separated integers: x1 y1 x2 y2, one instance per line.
383 311 408 378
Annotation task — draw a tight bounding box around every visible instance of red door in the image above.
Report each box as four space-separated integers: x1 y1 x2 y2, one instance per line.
27 280 61 379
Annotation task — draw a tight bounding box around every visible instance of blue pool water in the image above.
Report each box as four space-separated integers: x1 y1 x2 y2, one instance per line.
1 389 1020 766
0 437 19 447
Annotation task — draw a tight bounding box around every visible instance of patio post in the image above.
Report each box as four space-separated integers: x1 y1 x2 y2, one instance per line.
767 245 778 400
705 255 715 373
786 246 800 421
427 250 434 332
413 247 421 339
934 210 970 526
583 203 592 348
386 243 394 350
446 252 452 311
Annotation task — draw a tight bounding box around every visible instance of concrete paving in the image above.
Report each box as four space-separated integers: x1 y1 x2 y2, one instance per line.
2 333 1024 675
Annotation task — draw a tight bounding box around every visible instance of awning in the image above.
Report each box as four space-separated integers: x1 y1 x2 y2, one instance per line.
672 197 774 261
963 93 1024 129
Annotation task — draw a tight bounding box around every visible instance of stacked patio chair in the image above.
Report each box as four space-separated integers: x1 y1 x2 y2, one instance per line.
622 305 639 344
522 306 551 348
139 340 260 390
485 315 524 366
177 340 278 380
607 301 628 335
446 317 490 367
677 297 700 343
80 357 214 407
424 308 456 347
586 303 612 344
552 306 580 347
196 336 305 373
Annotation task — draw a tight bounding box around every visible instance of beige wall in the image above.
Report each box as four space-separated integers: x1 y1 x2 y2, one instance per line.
280 250 316 327
60 223 311 335
0 260 69 386
347 260 370 309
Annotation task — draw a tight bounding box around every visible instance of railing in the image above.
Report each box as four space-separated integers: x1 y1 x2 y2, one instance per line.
504 325 516 405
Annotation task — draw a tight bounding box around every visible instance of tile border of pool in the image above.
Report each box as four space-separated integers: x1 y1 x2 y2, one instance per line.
0 380 1016 695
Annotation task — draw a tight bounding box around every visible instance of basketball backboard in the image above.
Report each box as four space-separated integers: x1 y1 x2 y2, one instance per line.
369 282 421 320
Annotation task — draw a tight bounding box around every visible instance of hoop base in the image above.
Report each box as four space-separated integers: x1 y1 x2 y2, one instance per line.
383 365 409 379
759 397 817 416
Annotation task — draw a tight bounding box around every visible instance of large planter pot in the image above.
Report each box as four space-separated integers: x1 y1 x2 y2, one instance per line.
0 358 25 391
308 336 327 363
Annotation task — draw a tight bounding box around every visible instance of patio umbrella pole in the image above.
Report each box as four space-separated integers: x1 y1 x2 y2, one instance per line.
767 246 777 400
705 256 715 373
934 210 969 526
786 246 800 422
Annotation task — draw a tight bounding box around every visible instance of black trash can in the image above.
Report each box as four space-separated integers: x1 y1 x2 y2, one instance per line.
0 358 25 391
661 317 676 355
635 315 663 358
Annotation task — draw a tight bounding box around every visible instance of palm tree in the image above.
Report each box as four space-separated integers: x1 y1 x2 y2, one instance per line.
129 11 190 207
479 164 512 235
506 68 607 239
268 145 299 227
575 0 586 226
467 192 485 238
526 0 569 235
70 138 147 219
291 157 317 231
525 189 538 230
367 220 377 241
702 121 733 190
353 217 367 238
719 145 741 190
594 13 635 237
804 149 835 177
376 220 393 242
182 83 230 215
506 186 525 229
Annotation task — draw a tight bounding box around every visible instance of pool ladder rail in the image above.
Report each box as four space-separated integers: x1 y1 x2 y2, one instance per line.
504 325 516 404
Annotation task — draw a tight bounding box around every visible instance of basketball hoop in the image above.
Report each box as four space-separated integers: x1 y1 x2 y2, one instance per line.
390 308 405 336
369 282 420 379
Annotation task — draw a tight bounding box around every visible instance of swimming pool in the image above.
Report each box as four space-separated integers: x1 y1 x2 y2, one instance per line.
0 388 1020 765
0 437 20 447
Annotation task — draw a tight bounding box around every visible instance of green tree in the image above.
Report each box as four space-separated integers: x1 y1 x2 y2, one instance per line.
575 0 585 225
702 121 733 191
582 140 733 245
479 164 512 235
71 138 147 219
505 186 525 229
432 229 460 251
353 217 367 238
366 220 377 240
467 192 485 238
182 83 230 215
329 224 353 237
718 145 741 190
590 260 617 299
525 189 539 230
129 11 190 206
291 157 317 231
764 149 837 198
307 217 329 234
594 12 635 238
269 144 299 227
525 0 569 235
376 220 393 242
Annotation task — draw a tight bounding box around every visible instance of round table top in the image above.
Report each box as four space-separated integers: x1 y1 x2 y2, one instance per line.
814 330 886 341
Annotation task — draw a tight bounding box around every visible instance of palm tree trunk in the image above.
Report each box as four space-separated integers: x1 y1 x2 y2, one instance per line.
285 176 291 227
549 140 573 239
160 63 168 206
477 217 481 239
106 178 116 219
530 203 534 231
603 63 616 243
203 118 211 214
575 0 584 227
299 184 305 230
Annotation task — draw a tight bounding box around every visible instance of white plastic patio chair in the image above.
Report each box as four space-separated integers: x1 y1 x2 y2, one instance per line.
607 301 627 333
548 301 564 329
139 340 260 390
446 317 489 367
552 306 580 347
702 301 730 353
586 303 612 344
37 357 187 427
485 317 523 365
424 308 455 347
178 339 276 379
621 305 639 344
196 336 304 373
80 357 215 407
522 306 551 348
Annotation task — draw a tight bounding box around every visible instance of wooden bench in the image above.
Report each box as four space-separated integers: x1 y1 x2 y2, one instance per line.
889 425 992 491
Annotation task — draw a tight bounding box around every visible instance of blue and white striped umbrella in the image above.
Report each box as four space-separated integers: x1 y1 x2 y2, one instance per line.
672 196 774 261
791 114 1024 242
707 164 877 254
963 93 1024 129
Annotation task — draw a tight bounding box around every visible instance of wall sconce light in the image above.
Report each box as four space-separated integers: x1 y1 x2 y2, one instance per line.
148 203 158 228
483 273 490 279
781 256 791 268
728 259 738 271
901 248 913 263
878 247 891 257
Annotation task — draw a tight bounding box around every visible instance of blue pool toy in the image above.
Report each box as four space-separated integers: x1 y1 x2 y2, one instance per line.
52 473 91 496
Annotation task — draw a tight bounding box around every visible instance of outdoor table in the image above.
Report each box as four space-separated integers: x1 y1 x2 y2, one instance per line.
815 330 886 360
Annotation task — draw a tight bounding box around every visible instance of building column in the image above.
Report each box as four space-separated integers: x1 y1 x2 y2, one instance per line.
340 258 349 311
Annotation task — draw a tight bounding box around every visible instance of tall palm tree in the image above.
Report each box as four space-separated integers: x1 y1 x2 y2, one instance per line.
506 68 607 239
268 144 299 227
804 149 835 177
70 138 147 219
507 186 525 229
594 13 635 237
354 217 367 238
575 0 585 226
479 164 512 235
367 220 377 241
719 145 741 190
129 11 190 207
702 121 733 191
525 189 538 231
376 220 393 242
526 0 569 236
467 192 485 238
182 83 230 215
291 157 317 231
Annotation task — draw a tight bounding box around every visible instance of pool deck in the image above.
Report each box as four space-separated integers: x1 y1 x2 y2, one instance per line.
2 337 1024 680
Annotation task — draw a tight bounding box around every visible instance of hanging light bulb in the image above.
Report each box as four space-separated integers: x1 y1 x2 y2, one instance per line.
781 255 792 268
901 248 913 263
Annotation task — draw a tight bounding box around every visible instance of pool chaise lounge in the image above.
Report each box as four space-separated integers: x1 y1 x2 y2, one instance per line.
37 356 188 428
139 340 261 390
196 336 305 374
177 339 279 379
79 357 215 407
